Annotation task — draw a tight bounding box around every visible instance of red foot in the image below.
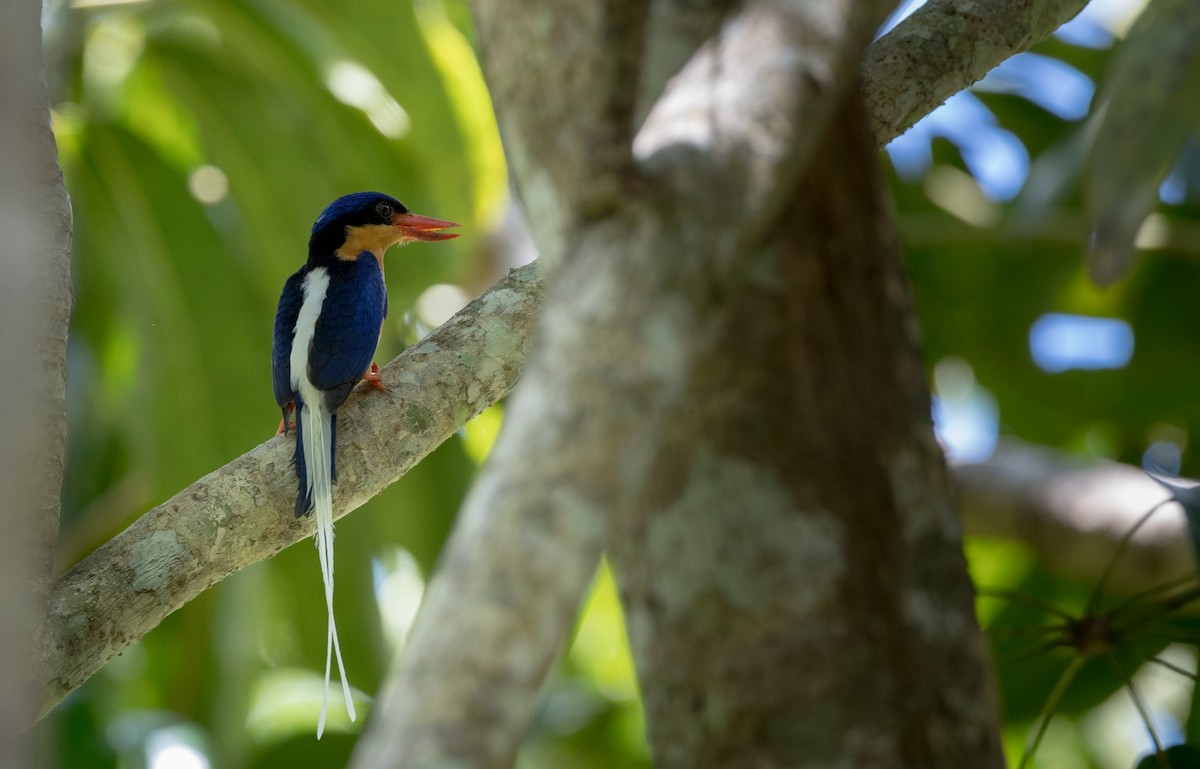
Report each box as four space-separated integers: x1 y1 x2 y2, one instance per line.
361 361 388 393
276 402 296 436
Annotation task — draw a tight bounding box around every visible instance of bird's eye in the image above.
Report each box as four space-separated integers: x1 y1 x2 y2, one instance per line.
375 201 393 220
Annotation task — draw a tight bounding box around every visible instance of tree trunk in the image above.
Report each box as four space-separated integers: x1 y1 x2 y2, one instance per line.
608 92 1002 768
0 0 73 762
351 1 1010 767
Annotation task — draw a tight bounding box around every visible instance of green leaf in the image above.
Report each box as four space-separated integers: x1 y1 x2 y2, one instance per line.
1136 744 1200 769
1086 0 1200 285
1144 472 1200 571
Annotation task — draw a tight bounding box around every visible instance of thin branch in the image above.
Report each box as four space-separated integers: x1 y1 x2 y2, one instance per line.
1019 654 1086 769
1110 585 1200 636
864 0 1092 144
1107 574 1200 616
954 440 1194 593
1148 655 1198 682
976 588 1076 621
1087 500 1172 615
1109 655 1165 756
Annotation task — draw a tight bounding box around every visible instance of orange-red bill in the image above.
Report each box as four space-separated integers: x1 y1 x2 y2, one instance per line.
392 211 460 242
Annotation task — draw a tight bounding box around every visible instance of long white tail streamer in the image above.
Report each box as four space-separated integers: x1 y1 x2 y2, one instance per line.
299 396 356 738
291 267 355 737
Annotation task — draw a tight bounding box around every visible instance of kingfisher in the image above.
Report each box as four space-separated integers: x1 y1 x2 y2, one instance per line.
272 192 458 736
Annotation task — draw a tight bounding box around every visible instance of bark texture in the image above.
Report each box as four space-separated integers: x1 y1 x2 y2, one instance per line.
610 93 1000 768
352 3 894 765
352 0 1005 767
0 0 73 761
864 0 1091 143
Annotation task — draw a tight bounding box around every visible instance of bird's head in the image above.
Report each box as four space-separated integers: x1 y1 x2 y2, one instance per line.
308 191 458 265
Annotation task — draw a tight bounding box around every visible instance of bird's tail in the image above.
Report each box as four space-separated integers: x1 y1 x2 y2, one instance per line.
298 397 356 738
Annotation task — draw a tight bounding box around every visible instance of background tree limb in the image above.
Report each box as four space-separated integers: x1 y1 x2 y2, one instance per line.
864 0 1092 144
1 0 73 761
955 440 1194 592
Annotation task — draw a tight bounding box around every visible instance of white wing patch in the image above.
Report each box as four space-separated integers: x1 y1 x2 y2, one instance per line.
290 267 329 397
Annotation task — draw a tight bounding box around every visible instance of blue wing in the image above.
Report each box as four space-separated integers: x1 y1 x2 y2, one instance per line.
308 256 387 413
272 269 306 416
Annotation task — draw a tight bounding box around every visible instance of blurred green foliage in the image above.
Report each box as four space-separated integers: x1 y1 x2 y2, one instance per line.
40 0 1200 767
48 0 517 765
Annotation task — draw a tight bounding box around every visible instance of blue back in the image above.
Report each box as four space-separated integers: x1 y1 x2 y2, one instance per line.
308 256 388 412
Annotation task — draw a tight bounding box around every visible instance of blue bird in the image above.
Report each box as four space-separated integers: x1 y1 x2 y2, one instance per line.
272 192 458 736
